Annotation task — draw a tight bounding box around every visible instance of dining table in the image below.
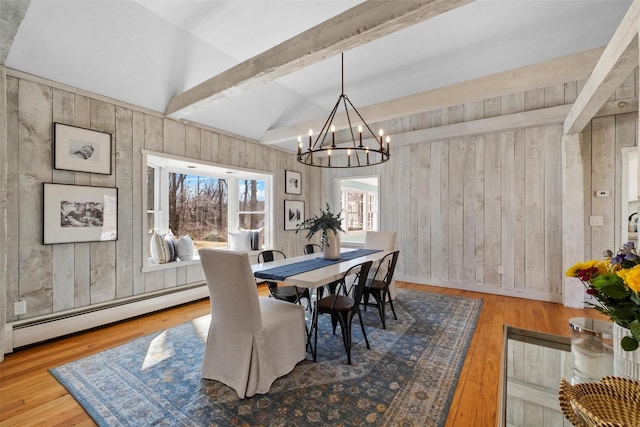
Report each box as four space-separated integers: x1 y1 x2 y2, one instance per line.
252 247 390 361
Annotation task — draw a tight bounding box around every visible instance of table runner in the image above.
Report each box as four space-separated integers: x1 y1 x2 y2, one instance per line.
254 248 382 281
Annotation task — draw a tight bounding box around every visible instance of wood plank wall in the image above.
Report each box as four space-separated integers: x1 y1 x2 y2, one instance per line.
3 68 638 327
325 71 638 303
4 72 308 322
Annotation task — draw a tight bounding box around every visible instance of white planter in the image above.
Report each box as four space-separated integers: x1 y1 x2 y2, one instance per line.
613 322 640 380
322 230 340 260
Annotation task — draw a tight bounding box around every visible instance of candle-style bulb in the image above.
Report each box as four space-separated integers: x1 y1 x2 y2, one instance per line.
327 149 331 166
308 129 312 150
308 129 313 136
331 125 336 148
358 125 363 133
378 129 384 137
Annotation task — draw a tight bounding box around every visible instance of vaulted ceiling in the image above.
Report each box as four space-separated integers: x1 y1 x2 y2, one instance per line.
3 0 633 152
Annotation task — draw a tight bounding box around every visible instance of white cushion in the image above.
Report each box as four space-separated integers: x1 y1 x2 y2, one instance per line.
228 231 252 251
240 227 264 251
176 235 195 260
150 231 173 264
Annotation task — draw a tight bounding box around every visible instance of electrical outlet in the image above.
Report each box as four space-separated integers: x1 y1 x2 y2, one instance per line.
14 301 26 315
590 216 604 226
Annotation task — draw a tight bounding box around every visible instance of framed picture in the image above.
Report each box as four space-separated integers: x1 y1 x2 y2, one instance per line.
54 122 112 174
285 170 302 195
284 200 304 231
43 183 118 244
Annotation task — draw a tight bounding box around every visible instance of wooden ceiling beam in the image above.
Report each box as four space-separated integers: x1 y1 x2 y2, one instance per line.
165 0 473 118
0 0 31 64
563 0 640 135
261 47 605 145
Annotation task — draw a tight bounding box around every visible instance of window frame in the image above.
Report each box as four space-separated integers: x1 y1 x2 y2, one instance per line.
142 151 273 268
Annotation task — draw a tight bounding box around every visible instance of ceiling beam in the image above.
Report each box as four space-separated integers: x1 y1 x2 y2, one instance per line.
0 0 31 64
165 0 473 119
261 47 605 145
563 0 640 135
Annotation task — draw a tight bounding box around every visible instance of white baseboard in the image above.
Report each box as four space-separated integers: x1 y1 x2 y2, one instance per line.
4 284 209 354
396 274 563 303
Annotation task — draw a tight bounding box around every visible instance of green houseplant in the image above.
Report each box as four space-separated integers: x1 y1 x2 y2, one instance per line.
296 203 344 251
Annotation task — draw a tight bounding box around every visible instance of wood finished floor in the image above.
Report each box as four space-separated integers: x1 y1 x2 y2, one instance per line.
0 281 604 426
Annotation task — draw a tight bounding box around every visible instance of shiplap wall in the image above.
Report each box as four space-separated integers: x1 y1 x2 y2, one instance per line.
4 71 308 322
3 68 638 324
324 72 638 302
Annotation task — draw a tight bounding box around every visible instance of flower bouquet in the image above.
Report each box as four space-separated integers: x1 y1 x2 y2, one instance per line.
566 242 640 351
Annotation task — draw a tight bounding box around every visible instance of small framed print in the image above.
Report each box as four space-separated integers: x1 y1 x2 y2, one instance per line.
43 183 118 244
54 122 112 174
285 170 302 195
284 200 304 231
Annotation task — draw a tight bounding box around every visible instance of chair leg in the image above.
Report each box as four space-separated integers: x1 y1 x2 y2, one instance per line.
378 293 387 330
356 310 370 350
312 304 318 362
385 289 398 320
334 312 352 365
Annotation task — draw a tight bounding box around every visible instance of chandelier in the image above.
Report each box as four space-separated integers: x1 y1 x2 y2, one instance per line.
296 53 390 168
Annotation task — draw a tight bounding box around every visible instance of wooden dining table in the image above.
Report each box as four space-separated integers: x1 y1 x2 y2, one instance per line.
252 248 390 361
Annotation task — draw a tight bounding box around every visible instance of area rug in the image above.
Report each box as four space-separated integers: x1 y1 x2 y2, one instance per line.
50 289 482 426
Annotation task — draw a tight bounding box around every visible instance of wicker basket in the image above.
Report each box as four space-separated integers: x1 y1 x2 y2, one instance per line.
559 377 640 426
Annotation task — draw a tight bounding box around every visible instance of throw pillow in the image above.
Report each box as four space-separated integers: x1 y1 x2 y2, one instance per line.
228 231 251 251
165 231 177 262
176 235 195 260
150 231 173 264
240 227 264 251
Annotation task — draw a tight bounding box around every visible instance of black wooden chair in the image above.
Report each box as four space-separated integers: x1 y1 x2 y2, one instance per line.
304 243 322 255
313 260 373 364
363 250 400 329
257 250 310 308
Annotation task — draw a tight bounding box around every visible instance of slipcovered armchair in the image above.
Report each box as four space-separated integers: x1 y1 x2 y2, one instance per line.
199 249 307 399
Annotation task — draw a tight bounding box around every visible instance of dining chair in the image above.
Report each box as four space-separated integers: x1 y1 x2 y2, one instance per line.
364 231 397 299
198 249 306 398
304 243 322 255
313 260 373 365
257 250 311 308
363 250 400 329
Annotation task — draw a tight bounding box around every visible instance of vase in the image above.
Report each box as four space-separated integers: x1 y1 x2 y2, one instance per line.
322 230 340 260
612 322 640 380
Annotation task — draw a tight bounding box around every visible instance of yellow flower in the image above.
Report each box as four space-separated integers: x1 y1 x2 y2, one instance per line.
565 260 600 277
617 265 640 293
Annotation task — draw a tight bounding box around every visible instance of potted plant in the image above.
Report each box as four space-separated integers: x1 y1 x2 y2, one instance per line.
296 203 344 259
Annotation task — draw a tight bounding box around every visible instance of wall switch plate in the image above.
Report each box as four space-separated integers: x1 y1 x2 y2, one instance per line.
590 216 604 226
595 190 610 198
497 265 504 274
14 301 26 315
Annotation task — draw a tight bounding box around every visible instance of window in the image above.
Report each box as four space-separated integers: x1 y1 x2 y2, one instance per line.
145 153 272 262
338 176 379 244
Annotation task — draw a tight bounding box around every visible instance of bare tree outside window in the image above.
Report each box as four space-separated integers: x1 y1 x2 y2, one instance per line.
169 173 229 250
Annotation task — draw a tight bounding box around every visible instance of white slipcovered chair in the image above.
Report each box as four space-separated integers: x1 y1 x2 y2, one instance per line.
199 249 307 399
364 231 397 299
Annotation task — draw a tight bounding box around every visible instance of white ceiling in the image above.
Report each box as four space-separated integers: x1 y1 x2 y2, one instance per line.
5 0 633 153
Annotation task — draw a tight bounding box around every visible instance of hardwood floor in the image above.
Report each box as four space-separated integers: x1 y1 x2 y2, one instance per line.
0 281 603 426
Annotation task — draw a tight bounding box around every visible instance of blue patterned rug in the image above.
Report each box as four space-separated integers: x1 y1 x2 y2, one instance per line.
50 289 482 426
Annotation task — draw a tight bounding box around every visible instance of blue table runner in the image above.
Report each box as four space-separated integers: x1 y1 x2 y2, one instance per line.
254 249 382 281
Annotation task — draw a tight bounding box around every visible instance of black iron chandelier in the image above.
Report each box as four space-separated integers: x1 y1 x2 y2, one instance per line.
296 53 390 168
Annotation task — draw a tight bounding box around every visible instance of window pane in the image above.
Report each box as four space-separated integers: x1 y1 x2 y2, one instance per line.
347 192 364 231
146 166 155 210
168 173 228 250
239 213 265 230
238 179 265 212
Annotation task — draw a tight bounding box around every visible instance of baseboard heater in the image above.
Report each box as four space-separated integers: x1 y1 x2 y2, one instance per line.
4 283 209 354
